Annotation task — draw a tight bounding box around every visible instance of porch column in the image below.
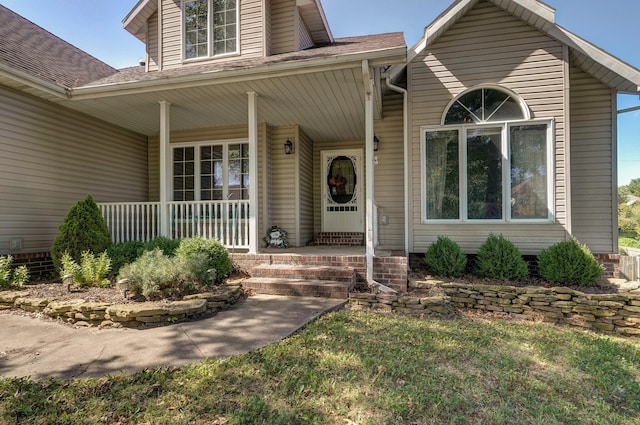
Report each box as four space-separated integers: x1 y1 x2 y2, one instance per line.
363 61 375 283
247 92 259 254
159 100 172 238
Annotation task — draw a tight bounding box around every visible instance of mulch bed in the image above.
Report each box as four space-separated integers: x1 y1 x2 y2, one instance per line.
408 270 621 295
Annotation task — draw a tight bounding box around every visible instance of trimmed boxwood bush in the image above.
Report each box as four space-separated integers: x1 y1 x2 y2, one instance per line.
424 236 467 277
106 240 145 275
142 236 180 257
474 234 529 281
51 195 111 272
175 237 232 284
537 239 604 286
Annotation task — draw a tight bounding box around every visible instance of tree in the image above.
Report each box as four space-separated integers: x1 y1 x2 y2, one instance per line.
51 195 112 271
628 178 640 197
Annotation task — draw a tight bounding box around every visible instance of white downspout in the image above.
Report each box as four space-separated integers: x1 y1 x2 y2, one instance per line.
386 77 410 259
363 60 396 293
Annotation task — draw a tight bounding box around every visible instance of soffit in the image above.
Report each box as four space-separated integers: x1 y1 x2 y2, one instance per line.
123 0 157 43
61 66 369 142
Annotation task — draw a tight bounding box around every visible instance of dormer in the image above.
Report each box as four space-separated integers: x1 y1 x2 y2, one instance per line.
123 0 333 72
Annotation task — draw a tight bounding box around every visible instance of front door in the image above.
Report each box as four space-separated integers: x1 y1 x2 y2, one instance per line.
321 149 364 232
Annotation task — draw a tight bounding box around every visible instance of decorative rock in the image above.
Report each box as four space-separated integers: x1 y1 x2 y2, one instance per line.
0 291 30 304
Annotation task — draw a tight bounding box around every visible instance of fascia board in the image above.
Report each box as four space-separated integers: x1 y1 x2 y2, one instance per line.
0 63 69 98
122 0 157 41
70 46 407 100
548 24 640 93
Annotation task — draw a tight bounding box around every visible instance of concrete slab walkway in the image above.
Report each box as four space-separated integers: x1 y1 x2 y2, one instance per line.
0 295 345 380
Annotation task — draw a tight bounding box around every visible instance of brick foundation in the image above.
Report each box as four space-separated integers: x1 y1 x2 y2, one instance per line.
9 252 55 279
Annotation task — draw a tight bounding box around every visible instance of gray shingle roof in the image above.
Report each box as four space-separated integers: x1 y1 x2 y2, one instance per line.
85 33 406 87
0 4 116 89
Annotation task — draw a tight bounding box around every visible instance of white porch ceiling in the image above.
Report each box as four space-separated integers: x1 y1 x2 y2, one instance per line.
62 66 368 142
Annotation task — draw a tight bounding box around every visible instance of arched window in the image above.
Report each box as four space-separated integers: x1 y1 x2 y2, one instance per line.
443 87 529 125
422 86 553 222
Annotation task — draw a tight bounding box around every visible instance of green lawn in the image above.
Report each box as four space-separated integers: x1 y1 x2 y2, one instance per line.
2 311 640 425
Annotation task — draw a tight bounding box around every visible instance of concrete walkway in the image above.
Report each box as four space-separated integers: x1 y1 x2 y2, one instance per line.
0 295 345 380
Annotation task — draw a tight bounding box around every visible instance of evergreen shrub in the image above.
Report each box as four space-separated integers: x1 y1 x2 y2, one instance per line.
51 195 111 271
424 236 467 277
106 240 145 275
474 234 529 281
537 239 604 286
175 237 232 284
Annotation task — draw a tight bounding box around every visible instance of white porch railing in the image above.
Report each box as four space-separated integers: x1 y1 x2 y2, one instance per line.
98 201 250 249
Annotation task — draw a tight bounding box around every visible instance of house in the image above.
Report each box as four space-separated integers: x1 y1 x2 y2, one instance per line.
1 0 639 291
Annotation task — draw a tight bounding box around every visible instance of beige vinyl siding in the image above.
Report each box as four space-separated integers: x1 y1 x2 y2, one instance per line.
270 0 296 55
297 10 313 51
147 11 159 71
161 0 182 68
569 65 614 253
0 86 148 255
298 129 314 245
374 92 405 250
270 125 298 244
159 0 265 70
408 0 567 255
241 0 265 57
264 0 272 56
313 140 363 235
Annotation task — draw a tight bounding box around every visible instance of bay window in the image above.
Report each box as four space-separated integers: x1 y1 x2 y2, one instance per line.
423 87 553 222
184 0 238 60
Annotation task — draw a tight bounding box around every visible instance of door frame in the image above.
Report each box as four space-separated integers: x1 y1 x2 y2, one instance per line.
321 148 364 232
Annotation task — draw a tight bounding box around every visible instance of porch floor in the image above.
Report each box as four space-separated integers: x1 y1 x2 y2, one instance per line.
236 245 405 257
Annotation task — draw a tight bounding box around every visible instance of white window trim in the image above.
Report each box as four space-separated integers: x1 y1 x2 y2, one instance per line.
181 0 241 62
421 118 555 224
171 139 248 201
440 84 531 126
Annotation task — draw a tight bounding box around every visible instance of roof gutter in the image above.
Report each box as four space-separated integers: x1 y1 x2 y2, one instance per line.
0 62 69 98
70 46 407 100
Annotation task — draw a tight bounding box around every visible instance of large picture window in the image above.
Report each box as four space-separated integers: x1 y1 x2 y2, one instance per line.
173 141 249 201
423 87 553 222
184 0 238 60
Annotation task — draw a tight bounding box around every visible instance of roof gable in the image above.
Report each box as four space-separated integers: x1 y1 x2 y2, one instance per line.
124 0 334 46
399 0 640 94
0 4 116 90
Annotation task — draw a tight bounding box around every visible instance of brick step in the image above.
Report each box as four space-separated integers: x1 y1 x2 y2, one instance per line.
311 232 364 246
251 264 356 285
242 278 352 299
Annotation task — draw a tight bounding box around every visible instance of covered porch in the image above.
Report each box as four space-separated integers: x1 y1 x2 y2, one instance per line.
75 39 407 287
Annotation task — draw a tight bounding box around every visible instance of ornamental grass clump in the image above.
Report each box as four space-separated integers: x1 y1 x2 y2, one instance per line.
424 236 467 277
537 239 604 286
474 233 529 281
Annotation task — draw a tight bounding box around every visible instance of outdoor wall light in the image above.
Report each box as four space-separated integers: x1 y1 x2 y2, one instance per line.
374 135 380 152
284 139 294 155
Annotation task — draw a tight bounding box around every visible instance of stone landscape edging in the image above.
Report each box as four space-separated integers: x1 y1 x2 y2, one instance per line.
349 280 640 337
0 282 245 328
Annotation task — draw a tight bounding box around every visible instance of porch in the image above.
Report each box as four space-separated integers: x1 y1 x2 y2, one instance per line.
94 201 408 296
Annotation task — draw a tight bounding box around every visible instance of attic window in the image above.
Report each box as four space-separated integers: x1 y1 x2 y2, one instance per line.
443 87 528 125
184 0 238 60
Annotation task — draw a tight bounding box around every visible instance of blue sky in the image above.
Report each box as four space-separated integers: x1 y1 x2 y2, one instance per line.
1 0 638 185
